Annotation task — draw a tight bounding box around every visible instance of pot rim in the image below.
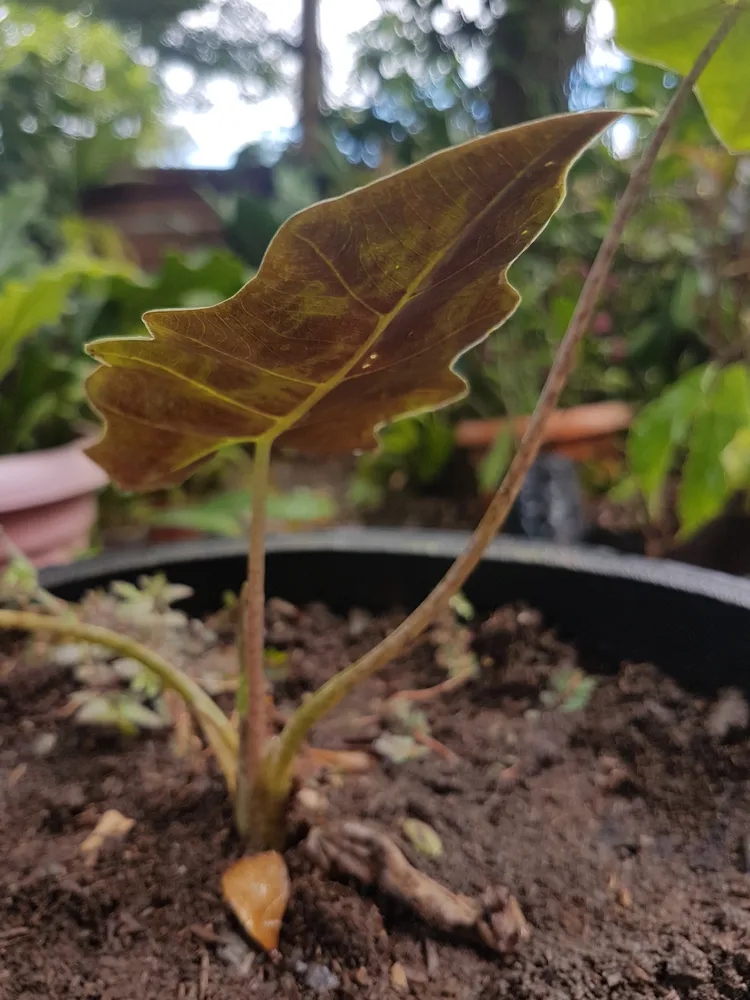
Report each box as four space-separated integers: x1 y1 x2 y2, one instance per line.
40 526 750 611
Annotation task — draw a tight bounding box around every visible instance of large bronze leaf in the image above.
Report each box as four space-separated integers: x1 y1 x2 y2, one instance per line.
86 111 619 491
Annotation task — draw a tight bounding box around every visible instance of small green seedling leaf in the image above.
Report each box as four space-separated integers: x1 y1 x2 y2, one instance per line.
108 575 191 632
72 691 169 734
430 606 479 680
118 696 171 731
84 111 621 491
110 657 142 681
264 647 290 680
110 580 145 604
128 665 163 700
385 698 431 736
111 575 193 610
402 818 444 858
71 693 121 728
135 574 193 609
541 667 597 713
612 0 750 152
560 675 597 714
0 555 38 604
373 732 429 764
148 578 194 609
449 591 475 622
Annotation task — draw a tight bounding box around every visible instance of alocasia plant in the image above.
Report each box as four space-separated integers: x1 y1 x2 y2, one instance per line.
82 109 619 848
0 0 746 953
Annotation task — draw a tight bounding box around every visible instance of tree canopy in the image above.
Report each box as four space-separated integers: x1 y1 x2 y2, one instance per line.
0 3 167 205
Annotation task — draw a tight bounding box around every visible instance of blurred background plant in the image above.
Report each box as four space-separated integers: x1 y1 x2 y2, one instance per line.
0 3 171 215
0 182 139 456
332 0 590 164
333 9 750 554
349 414 456 511
2 0 749 570
611 66 750 549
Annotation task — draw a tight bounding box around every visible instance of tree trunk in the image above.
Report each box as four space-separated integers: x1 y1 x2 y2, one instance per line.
300 0 323 159
488 0 587 128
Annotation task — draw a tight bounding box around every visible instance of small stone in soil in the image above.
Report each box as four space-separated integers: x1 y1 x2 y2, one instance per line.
424 939 439 977
216 930 255 974
354 967 369 986
390 962 408 990
347 608 371 639
706 688 749 741
295 787 328 816
595 755 635 795
58 783 86 811
304 963 340 993
267 620 297 645
50 643 90 668
31 732 57 757
401 963 428 985
190 923 220 945
267 598 298 621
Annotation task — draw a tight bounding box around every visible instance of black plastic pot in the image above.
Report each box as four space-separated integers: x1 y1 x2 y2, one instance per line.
40 528 750 694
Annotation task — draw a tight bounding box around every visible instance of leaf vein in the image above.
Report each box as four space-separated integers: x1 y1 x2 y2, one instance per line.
297 235 384 316
113 356 278 423
170 324 319 388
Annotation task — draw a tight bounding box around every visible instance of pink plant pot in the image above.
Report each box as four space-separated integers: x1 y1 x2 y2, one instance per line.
0 439 108 569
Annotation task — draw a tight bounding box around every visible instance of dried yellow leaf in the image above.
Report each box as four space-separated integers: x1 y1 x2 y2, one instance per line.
222 851 290 952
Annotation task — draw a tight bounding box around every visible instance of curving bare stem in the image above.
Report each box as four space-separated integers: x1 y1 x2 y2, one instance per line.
0 609 238 789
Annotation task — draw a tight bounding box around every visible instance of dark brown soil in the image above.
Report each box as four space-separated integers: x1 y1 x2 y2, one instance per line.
3 599 750 999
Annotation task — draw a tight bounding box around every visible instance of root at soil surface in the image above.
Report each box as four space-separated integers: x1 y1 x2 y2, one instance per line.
304 820 530 954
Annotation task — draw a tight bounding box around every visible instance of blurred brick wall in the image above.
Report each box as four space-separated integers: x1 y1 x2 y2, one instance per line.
81 166 273 271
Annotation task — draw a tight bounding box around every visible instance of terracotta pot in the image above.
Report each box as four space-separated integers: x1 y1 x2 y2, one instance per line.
0 439 108 568
455 401 634 464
